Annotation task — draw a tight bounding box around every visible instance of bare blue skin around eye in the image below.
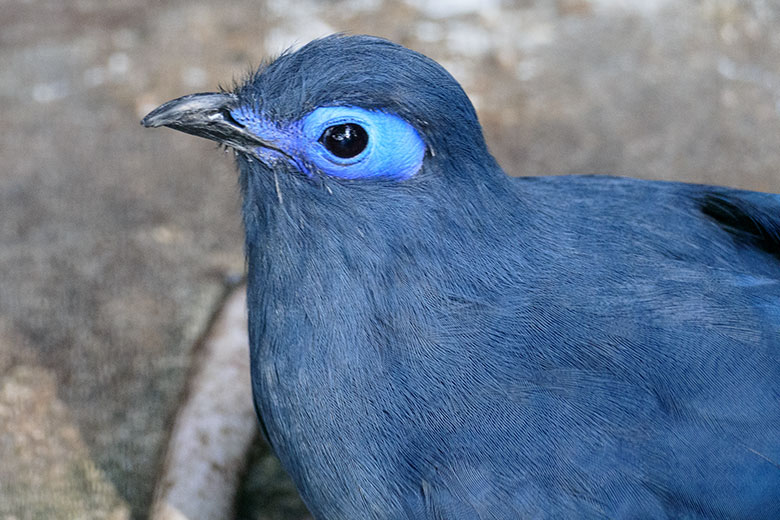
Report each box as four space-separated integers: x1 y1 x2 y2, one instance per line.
300 106 425 180
230 106 426 180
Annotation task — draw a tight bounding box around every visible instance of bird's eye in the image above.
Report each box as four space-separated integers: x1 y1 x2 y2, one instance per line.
319 123 369 158
302 106 424 180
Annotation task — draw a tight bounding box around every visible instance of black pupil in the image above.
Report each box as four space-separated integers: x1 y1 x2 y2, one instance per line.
319 123 368 158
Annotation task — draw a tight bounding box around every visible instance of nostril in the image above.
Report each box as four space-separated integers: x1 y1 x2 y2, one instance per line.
221 108 245 128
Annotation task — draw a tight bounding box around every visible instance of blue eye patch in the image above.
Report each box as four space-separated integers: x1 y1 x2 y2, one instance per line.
230 105 425 181
299 106 425 180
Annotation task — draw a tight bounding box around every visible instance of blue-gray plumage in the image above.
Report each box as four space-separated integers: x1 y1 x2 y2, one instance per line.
142 35 780 519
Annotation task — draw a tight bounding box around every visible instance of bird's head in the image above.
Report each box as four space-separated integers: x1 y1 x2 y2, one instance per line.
142 35 502 188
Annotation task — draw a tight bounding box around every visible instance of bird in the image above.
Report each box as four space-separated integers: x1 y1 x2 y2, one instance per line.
142 35 780 519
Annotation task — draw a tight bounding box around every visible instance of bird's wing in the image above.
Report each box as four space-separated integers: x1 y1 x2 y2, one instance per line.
698 187 780 265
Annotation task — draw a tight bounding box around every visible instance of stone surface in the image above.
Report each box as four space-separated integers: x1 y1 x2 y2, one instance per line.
2 0 780 518
0 1 249 516
0 366 130 520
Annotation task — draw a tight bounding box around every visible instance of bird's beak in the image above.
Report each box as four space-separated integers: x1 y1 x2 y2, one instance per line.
141 92 285 156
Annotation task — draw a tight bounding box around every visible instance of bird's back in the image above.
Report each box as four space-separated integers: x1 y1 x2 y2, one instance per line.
396 174 780 519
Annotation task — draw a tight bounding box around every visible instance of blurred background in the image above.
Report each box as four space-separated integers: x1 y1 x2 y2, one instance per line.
2 0 780 518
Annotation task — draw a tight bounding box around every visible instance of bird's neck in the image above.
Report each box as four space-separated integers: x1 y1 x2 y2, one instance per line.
241 161 526 363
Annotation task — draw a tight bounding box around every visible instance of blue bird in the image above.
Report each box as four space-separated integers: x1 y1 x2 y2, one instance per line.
143 35 780 519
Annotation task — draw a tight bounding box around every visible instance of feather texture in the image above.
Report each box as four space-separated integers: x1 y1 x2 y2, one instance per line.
145 34 780 519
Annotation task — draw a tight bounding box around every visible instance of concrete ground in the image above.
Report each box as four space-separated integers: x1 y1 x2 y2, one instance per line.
2 0 780 518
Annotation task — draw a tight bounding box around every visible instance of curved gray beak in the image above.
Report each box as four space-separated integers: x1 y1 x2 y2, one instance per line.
141 92 286 156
